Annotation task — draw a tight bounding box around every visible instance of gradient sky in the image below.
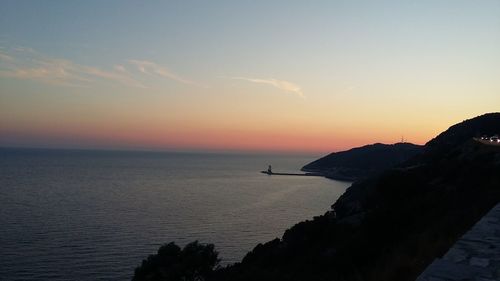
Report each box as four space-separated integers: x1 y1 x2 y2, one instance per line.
1 1 499 153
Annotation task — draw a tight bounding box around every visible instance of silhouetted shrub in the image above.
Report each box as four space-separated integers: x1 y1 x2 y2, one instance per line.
132 241 219 281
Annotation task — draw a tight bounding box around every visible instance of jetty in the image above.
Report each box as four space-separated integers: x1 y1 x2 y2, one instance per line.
260 165 323 177
260 171 323 177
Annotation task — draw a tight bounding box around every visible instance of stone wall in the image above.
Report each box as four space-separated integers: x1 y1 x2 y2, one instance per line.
416 203 500 281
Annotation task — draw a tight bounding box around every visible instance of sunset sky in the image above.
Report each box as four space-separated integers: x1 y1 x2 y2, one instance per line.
1 1 499 153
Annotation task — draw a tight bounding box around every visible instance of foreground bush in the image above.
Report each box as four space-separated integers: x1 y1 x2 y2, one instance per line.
132 241 219 281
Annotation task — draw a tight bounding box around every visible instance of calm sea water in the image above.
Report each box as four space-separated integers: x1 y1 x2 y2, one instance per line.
0 148 350 281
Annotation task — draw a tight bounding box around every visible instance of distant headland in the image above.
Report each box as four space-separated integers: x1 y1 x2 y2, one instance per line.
302 142 423 181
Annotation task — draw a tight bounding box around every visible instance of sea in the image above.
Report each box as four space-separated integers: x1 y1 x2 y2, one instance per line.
0 148 350 281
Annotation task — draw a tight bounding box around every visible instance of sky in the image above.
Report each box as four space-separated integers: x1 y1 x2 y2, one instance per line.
1 1 499 153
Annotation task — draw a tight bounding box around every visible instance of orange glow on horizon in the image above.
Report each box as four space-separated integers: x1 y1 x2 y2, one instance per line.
1 118 436 154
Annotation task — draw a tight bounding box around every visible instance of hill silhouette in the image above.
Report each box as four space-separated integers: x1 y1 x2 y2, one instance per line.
422 112 500 161
302 142 423 181
133 112 500 281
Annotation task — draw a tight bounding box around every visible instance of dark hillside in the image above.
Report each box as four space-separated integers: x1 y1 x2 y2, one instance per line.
214 113 500 281
302 142 422 181
423 112 500 160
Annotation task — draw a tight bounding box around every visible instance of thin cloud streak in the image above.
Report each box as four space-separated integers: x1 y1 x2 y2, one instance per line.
230 76 304 98
114 64 127 72
129 60 194 85
82 66 146 88
0 55 92 87
0 47 194 88
0 51 14 62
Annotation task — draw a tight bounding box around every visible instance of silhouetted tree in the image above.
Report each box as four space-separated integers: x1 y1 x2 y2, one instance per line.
132 241 219 281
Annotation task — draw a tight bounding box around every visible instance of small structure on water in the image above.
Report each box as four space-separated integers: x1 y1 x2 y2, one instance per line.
260 165 323 177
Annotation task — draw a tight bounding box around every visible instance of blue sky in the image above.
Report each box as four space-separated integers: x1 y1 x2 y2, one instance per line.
1 1 499 152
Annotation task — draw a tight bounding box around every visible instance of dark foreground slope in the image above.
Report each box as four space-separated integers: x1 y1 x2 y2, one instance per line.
133 113 500 281
302 142 422 181
214 113 500 281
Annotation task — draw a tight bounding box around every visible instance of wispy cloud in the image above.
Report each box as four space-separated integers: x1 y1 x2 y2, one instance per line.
129 60 194 85
0 55 92 87
0 51 14 62
0 47 194 88
230 76 304 98
114 64 127 72
82 65 146 88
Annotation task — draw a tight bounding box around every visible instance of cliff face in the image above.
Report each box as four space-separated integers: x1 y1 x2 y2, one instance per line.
215 113 500 281
301 142 423 181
